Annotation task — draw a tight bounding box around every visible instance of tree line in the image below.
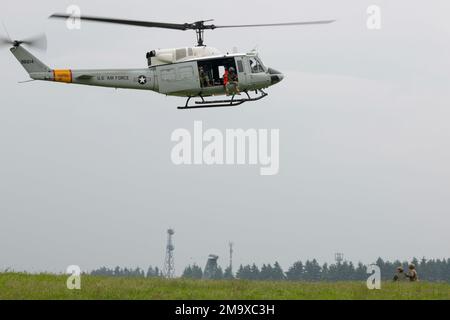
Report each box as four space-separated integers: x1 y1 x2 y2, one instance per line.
89 257 450 282
91 266 162 278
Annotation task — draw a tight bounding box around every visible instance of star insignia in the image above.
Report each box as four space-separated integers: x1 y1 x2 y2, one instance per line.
138 75 147 85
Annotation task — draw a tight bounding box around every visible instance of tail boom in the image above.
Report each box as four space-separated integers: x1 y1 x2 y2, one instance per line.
11 45 156 91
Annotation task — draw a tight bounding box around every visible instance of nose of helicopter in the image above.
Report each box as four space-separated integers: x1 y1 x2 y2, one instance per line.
268 68 284 85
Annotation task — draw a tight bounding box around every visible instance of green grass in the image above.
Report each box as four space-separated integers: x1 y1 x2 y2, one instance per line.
0 273 449 300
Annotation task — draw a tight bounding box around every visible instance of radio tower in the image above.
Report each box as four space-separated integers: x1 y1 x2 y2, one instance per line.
163 229 175 278
335 252 344 265
229 242 234 273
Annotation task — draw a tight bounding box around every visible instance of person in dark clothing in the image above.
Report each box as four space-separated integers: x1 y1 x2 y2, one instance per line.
199 67 210 88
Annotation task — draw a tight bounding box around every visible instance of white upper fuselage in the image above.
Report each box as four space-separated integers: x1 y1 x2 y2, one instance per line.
148 46 223 65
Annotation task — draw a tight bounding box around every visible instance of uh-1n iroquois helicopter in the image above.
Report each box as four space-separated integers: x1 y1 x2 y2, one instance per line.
2 14 334 109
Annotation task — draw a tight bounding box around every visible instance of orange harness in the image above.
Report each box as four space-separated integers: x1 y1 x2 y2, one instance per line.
223 70 229 86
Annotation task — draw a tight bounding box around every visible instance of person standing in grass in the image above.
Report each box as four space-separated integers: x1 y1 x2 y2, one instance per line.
393 266 407 282
405 264 419 282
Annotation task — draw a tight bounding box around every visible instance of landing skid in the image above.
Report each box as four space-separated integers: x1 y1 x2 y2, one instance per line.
177 90 268 110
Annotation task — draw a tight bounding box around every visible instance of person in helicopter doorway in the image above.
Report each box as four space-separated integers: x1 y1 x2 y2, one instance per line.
199 66 210 88
223 67 229 94
226 67 240 96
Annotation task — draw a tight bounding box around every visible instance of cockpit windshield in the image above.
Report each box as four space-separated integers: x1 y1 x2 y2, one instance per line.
249 57 266 73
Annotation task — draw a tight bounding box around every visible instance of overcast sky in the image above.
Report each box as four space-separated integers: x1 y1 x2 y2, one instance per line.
0 0 449 274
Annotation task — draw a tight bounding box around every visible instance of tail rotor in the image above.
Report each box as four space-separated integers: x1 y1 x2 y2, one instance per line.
0 33 47 51
0 22 47 51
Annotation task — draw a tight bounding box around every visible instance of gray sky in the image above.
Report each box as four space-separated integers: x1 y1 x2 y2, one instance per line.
0 0 449 274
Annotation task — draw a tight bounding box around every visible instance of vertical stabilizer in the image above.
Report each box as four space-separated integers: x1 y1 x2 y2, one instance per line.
10 45 51 74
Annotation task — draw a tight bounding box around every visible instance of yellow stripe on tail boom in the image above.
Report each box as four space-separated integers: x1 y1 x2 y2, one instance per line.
53 69 72 83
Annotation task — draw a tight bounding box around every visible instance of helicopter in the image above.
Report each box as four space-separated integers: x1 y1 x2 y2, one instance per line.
2 15 334 109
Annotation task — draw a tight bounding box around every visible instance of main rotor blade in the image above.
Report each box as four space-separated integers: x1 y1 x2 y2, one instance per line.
49 14 190 31
214 20 336 29
1 20 12 42
0 21 13 48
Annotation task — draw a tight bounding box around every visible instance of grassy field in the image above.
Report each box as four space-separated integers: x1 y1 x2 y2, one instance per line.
0 273 449 300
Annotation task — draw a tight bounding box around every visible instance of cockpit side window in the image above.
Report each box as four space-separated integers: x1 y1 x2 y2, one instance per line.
237 60 244 73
